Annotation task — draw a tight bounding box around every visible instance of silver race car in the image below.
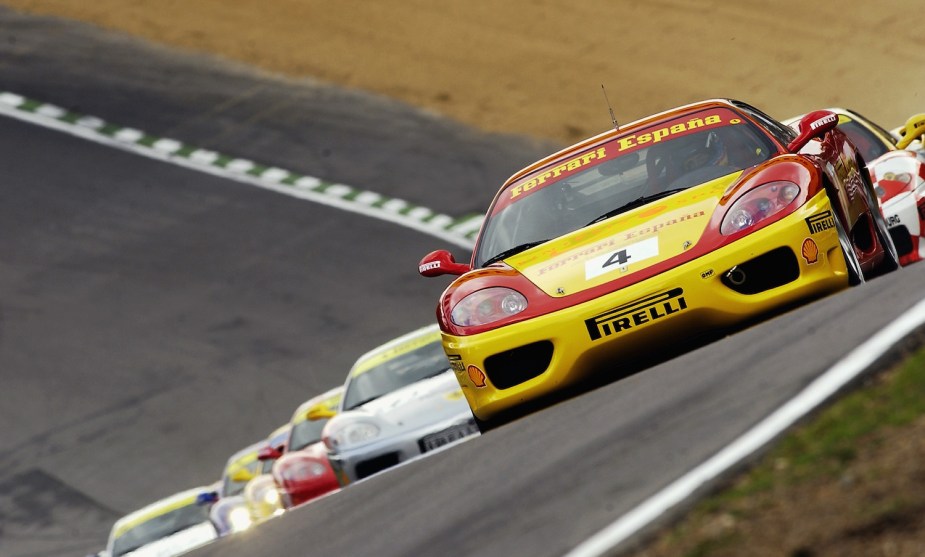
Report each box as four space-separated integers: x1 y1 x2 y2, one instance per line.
320 324 479 484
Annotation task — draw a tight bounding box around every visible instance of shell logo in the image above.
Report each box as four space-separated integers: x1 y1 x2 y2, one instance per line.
801 238 819 264
467 365 487 388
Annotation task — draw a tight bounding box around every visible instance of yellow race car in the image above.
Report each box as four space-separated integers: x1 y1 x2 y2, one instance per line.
419 99 898 430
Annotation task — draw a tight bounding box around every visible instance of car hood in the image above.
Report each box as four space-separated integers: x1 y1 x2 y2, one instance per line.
122 521 216 557
353 371 470 427
504 173 739 297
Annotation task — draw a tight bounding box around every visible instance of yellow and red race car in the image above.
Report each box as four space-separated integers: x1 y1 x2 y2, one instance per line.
419 99 899 430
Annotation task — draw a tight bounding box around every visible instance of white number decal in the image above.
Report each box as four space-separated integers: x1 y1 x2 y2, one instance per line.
585 237 659 280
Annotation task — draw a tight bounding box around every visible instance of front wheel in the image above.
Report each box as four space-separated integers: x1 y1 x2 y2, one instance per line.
870 201 900 275
835 215 865 286
859 160 900 276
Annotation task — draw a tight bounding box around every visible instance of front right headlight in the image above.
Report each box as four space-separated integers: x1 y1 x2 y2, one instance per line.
720 181 801 235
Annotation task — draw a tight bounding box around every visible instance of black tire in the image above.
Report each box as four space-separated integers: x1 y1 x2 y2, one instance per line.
869 198 901 275
835 215 865 286
859 158 900 275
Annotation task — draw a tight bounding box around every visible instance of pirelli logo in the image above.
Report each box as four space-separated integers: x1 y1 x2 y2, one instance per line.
585 288 688 341
805 211 835 234
447 354 465 373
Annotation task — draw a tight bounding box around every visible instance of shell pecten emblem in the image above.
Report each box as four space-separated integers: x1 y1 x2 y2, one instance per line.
467 365 487 388
801 237 819 264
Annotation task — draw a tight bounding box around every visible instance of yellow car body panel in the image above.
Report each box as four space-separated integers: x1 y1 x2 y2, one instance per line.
507 173 739 297
444 190 848 420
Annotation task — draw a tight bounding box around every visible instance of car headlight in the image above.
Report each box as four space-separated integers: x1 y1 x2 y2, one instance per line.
227 505 253 533
720 181 801 235
278 458 328 482
261 486 280 507
325 421 380 451
450 287 528 327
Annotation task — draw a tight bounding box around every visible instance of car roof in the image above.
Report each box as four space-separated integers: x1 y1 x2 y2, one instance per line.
223 441 263 475
503 98 740 187
109 486 209 540
266 423 292 448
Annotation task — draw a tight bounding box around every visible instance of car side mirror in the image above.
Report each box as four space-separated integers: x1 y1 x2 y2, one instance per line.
307 406 337 421
230 468 255 483
196 491 219 506
896 112 925 149
257 446 283 461
418 250 471 277
787 110 838 153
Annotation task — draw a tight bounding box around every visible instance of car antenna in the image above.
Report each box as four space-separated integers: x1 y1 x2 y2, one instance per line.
601 84 619 131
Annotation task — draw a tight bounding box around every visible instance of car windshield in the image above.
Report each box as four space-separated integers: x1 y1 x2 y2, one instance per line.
474 107 777 267
342 340 449 411
111 503 210 557
287 418 328 451
836 118 893 163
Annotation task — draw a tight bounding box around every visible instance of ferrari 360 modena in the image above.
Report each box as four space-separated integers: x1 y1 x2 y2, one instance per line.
420 99 899 430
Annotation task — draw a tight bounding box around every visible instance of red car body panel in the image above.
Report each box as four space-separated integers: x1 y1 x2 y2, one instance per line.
272 442 339 508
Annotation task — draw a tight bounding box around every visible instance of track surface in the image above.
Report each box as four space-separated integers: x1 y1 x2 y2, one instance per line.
191 268 923 557
2 8 924 557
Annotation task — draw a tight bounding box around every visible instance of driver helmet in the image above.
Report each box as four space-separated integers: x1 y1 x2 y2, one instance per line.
676 130 727 172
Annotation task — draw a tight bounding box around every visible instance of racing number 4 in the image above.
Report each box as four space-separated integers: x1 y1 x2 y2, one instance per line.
603 249 631 267
585 237 660 281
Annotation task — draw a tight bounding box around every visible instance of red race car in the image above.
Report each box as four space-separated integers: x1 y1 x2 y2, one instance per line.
261 387 343 508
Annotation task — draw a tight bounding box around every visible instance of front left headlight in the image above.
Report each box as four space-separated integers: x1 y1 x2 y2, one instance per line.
261 486 280 507
277 458 327 482
451 287 528 327
324 421 381 451
721 181 801 235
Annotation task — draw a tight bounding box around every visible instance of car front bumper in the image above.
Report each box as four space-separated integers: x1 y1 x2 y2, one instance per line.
328 413 479 485
443 191 850 420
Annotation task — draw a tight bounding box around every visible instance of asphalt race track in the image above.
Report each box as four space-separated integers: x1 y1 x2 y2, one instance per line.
0 114 454 555
2 9 925 557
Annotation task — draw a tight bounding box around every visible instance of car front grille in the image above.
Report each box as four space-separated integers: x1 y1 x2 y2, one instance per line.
355 452 401 480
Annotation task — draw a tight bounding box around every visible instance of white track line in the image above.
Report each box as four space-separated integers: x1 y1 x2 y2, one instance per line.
0 93 478 250
565 294 925 557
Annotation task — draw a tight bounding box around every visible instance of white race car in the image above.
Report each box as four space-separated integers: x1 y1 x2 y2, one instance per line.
105 487 217 557
321 324 479 485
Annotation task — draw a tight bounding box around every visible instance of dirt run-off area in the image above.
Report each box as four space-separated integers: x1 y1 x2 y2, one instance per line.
3 1 925 555
3 0 925 145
